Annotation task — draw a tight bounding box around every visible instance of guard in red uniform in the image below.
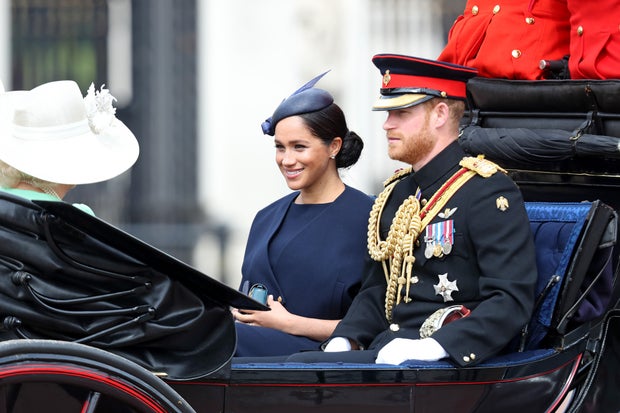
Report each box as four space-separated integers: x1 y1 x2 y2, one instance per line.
439 0 570 80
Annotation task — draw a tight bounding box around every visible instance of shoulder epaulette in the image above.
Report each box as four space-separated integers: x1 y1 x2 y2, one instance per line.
459 155 506 178
382 167 413 187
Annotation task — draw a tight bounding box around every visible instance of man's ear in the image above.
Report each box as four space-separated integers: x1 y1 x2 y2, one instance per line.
432 101 450 128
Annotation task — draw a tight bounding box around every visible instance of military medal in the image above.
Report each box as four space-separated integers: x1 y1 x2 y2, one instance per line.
441 219 454 255
425 220 455 258
433 273 459 302
425 242 434 259
433 244 443 257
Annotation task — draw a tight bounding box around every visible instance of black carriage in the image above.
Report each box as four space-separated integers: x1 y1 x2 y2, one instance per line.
0 78 619 413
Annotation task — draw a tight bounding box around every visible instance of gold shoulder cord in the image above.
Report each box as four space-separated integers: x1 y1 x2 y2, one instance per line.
367 155 503 321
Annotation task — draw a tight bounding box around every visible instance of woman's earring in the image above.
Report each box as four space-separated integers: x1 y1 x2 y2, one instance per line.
330 155 336 159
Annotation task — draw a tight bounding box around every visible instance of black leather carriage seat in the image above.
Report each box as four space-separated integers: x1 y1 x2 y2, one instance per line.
464 77 620 139
459 78 620 210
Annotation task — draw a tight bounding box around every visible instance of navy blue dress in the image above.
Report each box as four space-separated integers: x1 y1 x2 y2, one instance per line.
235 185 374 357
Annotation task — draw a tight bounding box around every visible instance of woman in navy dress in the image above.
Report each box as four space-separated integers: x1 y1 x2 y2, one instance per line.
232 73 374 357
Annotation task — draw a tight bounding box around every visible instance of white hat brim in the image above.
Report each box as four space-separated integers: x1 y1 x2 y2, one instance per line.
0 87 139 185
0 118 139 185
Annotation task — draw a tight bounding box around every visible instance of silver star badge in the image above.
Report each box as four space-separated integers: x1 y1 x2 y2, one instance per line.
433 273 459 302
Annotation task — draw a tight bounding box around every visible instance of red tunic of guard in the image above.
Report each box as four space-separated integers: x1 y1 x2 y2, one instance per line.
438 0 570 80
566 0 620 79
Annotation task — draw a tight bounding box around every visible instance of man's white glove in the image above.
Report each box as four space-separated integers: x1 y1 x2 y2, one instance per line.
323 337 352 352
375 337 449 364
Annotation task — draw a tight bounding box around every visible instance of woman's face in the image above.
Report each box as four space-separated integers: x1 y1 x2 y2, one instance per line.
273 116 335 193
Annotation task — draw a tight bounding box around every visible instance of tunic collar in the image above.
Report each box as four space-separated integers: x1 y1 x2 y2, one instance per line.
411 141 466 193
379 141 466 237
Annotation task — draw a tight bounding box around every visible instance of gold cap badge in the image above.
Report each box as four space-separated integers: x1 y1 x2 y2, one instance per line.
383 70 391 87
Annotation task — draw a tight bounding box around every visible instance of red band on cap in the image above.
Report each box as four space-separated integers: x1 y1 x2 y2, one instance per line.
382 73 467 99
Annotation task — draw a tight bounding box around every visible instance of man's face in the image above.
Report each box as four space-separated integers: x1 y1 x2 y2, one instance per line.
382 103 436 167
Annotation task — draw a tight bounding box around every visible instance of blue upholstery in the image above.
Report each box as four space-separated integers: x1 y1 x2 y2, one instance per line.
522 202 593 351
232 348 557 370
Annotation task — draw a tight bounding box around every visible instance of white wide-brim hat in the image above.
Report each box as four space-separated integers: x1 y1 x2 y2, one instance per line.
0 80 139 185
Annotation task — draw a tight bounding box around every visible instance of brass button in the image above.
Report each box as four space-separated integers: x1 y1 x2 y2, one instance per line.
421 199 428 206
512 49 522 58
493 5 500 14
525 17 535 24
463 355 471 363
577 25 584 36
472 5 479 15
389 323 400 332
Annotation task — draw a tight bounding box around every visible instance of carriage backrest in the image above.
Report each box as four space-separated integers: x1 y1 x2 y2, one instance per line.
521 201 617 351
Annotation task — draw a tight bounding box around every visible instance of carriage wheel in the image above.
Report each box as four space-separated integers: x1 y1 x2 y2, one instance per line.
0 339 196 413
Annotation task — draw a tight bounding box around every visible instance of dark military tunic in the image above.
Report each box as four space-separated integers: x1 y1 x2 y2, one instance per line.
332 141 537 367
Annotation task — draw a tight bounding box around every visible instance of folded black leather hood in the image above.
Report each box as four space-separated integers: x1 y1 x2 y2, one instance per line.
0 192 265 380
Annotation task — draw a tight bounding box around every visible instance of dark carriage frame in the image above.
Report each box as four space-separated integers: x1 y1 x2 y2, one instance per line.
0 78 619 413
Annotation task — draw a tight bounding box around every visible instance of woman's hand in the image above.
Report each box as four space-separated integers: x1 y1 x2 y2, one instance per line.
233 295 292 330
232 295 341 341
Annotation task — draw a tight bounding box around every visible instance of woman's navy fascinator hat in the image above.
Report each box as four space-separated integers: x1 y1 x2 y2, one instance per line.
261 71 333 136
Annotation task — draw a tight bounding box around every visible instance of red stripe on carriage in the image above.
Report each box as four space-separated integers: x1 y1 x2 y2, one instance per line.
0 364 167 413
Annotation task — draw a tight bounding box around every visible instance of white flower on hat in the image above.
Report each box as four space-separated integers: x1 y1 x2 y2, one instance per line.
83 83 117 135
0 80 138 185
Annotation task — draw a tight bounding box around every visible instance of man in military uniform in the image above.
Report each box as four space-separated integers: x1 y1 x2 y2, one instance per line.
288 54 537 367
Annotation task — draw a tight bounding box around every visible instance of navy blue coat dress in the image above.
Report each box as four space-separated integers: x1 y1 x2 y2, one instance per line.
235 185 374 357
